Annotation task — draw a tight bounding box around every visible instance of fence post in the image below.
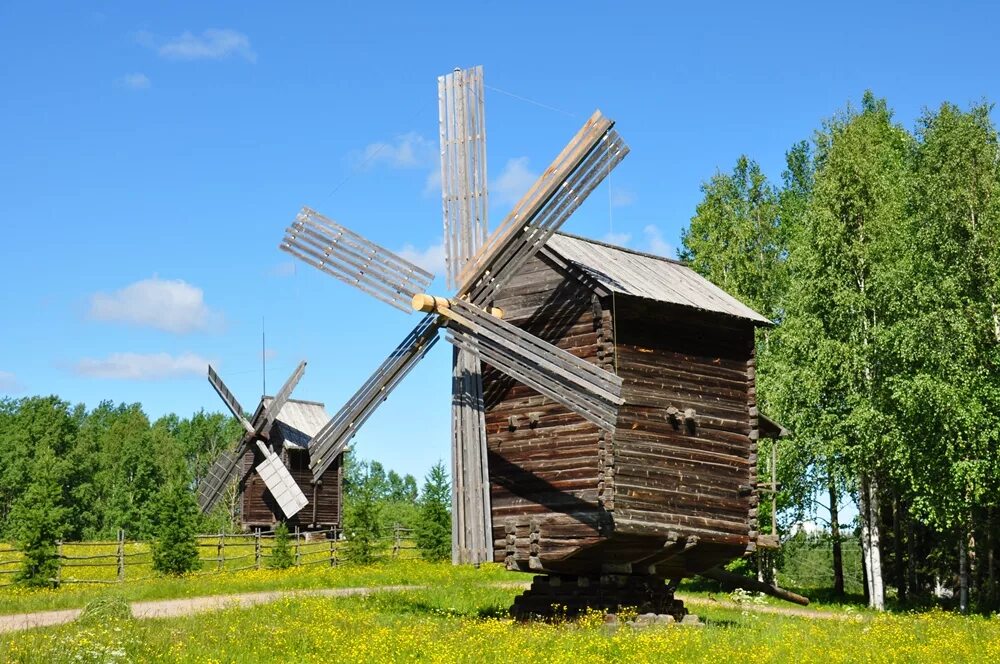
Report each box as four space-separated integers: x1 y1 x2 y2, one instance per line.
55 540 62 586
117 528 125 582
217 531 224 572
255 530 261 570
393 523 401 558
294 526 301 567
329 530 336 567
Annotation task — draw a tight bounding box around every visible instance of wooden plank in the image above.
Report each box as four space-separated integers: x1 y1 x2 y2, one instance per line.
280 207 434 313
439 66 489 290
448 329 618 432
307 314 441 479
464 129 629 305
254 360 306 437
207 366 254 434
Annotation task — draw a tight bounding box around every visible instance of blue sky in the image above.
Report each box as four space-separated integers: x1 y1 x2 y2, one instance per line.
2 1 999 488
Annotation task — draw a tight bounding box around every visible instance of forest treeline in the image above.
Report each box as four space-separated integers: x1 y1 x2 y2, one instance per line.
681 92 1000 612
0 397 448 551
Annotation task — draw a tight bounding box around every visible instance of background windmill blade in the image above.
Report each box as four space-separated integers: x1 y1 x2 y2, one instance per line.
307 314 442 479
254 360 306 437
197 448 242 512
208 365 254 435
280 207 435 313
254 442 309 518
444 300 623 432
457 113 629 305
439 65 489 290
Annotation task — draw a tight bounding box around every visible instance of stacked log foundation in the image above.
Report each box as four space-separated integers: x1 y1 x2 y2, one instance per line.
510 574 687 621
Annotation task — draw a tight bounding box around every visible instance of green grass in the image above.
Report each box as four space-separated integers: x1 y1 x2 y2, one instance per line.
2 573 998 663
0 559 513 615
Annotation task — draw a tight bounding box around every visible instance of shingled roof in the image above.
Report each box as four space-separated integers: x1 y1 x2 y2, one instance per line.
258 397 330 451
544 232 772 325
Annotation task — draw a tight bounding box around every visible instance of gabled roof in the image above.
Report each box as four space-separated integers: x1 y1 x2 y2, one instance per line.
544 232 772 325
259 397 330 451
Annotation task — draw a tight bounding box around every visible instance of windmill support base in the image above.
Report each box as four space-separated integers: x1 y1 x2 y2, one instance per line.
510 574 687 622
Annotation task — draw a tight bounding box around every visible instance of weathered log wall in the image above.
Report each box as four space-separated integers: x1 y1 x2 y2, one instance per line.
485 254 606 571
484 250 759 577
611 296 756 570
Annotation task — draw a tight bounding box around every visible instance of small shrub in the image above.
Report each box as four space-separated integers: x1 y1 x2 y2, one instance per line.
10 445 66 588
416 461 451 562
78 593 132 624
268 522 294 569
151 479 202 575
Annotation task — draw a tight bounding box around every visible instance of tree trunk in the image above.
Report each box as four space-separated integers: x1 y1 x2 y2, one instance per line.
907 513 918 600
988 507 996 612
959 529 969 614
859 475 885 610
894 494 906 604
829 479 844 597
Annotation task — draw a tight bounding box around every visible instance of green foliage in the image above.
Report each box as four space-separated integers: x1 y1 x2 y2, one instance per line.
681 154 786 321
343 459 387 563
269 522 294 569
77 592 132 625
10 444 66 587
151 479 201 576
416 461 452 561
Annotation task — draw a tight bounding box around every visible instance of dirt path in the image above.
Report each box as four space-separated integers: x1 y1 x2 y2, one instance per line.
0 584 425 634
0 583 854 634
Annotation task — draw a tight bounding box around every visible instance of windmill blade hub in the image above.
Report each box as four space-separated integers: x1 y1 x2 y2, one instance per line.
412 293 503 319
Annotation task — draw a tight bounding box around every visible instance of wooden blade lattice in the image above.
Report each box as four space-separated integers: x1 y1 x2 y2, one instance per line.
197 447 243 513
458 112 629 306
208 365 254 435
439 66 489 290
280 207 436 313
443 300 623 432
254 360 306 437
307 314 442 480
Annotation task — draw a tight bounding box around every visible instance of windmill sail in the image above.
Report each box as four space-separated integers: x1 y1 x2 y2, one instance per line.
281 208 435 313
208 365 254 434
439 65 489 290
255 442 309 518
255 361 306 437
460 113 629 305
307 314 442 480
198 448 242 512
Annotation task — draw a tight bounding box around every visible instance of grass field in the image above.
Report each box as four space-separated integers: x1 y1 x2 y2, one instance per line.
1 561 998 663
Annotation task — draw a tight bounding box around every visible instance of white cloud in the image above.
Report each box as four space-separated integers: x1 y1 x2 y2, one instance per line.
263 348 278 361
0 371 24 394
602 231 632 247
89 277 222 334
138 28 256 63
643 225 675 258
423 169 442 197
610 186 636 208
119 73 151 90
398 241 446 276
355 132 436 171
73 352 210 380
493 157 539 206
269 261 296 277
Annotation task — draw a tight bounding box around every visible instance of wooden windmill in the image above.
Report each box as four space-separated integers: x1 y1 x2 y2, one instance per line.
198 362 345 530
279 67 628 566
278 66 803 616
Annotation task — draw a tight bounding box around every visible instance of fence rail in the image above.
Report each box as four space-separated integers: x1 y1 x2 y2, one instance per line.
0 525 417 587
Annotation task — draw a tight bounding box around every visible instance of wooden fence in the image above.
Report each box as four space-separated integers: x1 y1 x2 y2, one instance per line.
0 525 417 587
